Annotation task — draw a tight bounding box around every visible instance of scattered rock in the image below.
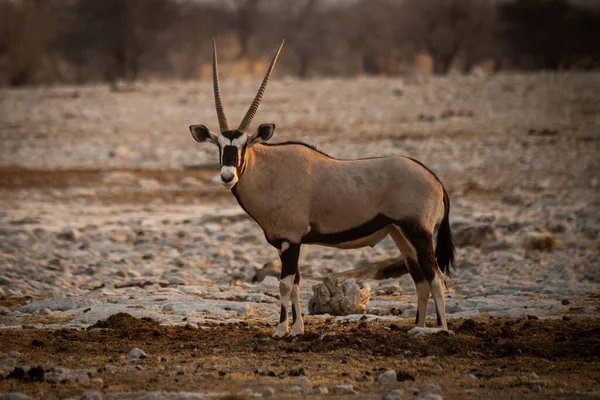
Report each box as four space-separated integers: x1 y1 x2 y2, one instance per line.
432 364 443 375
289 386 303 394
80 391 104 400
37 307 53 316
162 303 174 313
417 393 444 400
312 386 328 394
502 193 532 206
0 394 34 400
45 367 88 384
377 284 401 295
454 224 497 248
261 386 275 397
378 370 396 384
395 370 415 382
382 389 404 400
522 232 561 251
295 376 310 385
308 277 370 316
127 347 147 363
138 178 161 191
331 385 357 395
462 373 478 381
57 226 79 241
424 383 441 392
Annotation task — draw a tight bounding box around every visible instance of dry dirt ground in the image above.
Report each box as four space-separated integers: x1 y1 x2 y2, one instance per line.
0 314 599 399
0 72 599 399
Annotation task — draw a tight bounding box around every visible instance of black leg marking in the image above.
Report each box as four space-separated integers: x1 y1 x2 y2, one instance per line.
396 220 436 282
437 312 443 328
415 309 420 325
279 304 287 323
280 243 301 280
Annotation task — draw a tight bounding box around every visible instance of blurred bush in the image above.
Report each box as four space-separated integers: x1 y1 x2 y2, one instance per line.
0 0 599 86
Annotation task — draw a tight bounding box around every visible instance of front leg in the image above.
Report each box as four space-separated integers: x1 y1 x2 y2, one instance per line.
273 241 301 338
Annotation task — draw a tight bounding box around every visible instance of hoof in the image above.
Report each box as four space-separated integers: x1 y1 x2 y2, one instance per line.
273 323 289 338
289 323 304 337
408 327 455 337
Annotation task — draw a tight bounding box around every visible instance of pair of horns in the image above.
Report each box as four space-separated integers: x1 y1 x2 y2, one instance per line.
212 38 284 133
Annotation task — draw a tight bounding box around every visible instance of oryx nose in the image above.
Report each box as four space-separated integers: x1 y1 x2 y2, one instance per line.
221 172 234 183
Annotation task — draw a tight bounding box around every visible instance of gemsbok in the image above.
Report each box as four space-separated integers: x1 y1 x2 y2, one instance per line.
189 40 455 337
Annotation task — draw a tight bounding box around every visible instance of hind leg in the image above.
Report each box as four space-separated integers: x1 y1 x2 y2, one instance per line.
391 223 448 329
389 226 429 328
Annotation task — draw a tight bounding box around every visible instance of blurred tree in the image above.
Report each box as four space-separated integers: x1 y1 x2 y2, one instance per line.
230 0 262 59
499 0 600 70
61 0 177 82
0 0 60 85
400 0 497 74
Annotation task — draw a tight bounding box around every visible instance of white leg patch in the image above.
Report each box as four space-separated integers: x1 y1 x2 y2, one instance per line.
273 274 295 338
415 281 430 328
431 274 448 329
289 283 304 337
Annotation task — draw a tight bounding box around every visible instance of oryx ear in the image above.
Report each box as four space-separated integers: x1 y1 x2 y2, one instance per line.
249 123 275 146
190 125 218 145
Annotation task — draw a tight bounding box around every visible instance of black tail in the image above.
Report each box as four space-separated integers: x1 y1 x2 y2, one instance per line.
435 187 455 276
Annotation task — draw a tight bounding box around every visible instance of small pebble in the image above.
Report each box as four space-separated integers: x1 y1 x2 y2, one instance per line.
289 386 303 394
79 391 104 400
406 387 420 395
432 364 443 374
331 385 356 395
312 386 328 394
295 376 310 385
126 347 147 363
0 393 34 400
417 393 444 400
462 373 478 381
382 389 404 400
378 369 396 384
262 386 275 397
424 383 441 392
38 308 53 316
162 303 174 313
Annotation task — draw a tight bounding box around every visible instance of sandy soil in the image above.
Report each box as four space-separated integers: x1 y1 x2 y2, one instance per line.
0 72 599 399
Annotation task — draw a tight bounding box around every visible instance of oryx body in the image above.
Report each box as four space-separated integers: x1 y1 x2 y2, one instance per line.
189 40 455 338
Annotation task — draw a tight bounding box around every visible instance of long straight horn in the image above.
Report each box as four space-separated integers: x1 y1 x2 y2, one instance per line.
238 40 284 132
212 38 229 132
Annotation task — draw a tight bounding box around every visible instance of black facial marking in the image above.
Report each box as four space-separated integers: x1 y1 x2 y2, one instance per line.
279 304 287 323
222 130 244 140
222 145 238 167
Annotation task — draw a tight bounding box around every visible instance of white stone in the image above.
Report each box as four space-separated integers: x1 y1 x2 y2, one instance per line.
127 347 147 363
378 370 397 384
331 385 356 395
261 386 275 397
